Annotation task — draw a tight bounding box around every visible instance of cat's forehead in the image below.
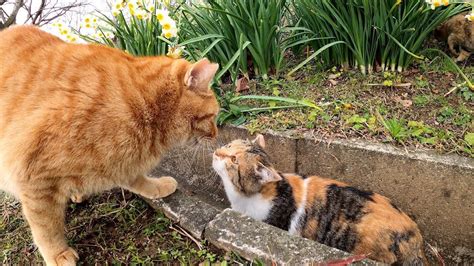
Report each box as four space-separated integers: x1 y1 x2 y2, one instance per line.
222 139 252 153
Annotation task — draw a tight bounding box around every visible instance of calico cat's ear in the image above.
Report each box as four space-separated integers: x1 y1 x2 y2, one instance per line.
184 58 219 92
252 134 266 148
255 163 281 183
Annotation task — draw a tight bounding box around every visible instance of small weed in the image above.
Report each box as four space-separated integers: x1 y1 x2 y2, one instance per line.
437 106 455 123
459 87 474 101
465 133 474 146
346 114 367 130
383 118 408 142
413 95 430 107
415 75 430 88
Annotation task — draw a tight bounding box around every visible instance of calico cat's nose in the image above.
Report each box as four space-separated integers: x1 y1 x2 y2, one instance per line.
214 149 226 158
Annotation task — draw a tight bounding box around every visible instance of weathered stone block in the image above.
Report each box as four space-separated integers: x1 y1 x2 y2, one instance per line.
205 209 380 265
143 189 220 239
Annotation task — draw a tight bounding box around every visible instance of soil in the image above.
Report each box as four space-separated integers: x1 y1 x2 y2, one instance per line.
0 190 231 264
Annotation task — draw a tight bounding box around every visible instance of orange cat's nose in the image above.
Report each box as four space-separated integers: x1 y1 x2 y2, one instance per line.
210 125 218 139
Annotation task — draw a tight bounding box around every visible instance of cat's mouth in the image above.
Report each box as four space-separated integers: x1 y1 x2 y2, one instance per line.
212 152 227 176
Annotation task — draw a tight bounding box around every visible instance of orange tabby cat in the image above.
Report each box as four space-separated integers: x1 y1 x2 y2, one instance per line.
0 25 219 265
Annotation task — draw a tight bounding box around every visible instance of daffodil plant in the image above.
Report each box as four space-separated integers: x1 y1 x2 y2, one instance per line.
50 0 220 60
295 0 467 74
93 0 183 58
426 0 474 20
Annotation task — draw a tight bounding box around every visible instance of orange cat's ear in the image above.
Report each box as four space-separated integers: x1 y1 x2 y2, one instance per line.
184 58 219 92
255 163 281 184
252 134 266 148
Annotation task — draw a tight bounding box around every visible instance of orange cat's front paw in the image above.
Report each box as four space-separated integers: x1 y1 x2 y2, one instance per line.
54 247 78 266
70 194 87 204
150 176 178 199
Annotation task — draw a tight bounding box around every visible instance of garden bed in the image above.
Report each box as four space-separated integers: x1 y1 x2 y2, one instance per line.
222 59 473 158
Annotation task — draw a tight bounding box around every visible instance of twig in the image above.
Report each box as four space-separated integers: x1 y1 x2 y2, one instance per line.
427 242 445 266
365 83 411 87
121 188 127 205
170 224 203 250
444 81 466 97
75 243 105 251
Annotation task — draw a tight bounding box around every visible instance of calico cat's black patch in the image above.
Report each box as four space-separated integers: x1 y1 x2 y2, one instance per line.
248 144 272 166
312 184 374 252
390 230 415 259
264 179 297 231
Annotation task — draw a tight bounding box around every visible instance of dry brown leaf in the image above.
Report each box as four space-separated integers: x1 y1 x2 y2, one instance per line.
235 76 249 92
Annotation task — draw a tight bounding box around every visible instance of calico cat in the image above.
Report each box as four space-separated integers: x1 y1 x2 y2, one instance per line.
212 135 427 265
435 11 474 62
0 25 219 265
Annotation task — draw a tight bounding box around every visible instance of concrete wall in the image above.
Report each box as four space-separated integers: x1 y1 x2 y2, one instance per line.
153 125 474 263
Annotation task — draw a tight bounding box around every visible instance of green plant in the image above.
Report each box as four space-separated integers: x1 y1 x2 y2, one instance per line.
217 94 321 125
346 114 367 130
376 111 408 142
407 120 437 144
413 95 430 107
294 0 467 74
465 132 474 146
181 0 318 81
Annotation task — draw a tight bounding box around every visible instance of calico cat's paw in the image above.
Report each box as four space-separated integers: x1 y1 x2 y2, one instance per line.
54 247 78 266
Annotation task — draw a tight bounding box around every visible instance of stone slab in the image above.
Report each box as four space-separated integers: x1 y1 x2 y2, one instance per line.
204 209 381 265
143 189 220 239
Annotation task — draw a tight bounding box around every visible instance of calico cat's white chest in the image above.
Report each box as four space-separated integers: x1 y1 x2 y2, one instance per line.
221 178 273 221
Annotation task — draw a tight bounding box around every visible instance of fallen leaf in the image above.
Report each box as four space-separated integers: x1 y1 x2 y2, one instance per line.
400 99 412 108
235 76 249 92
329 79 338 86
394 96 412 108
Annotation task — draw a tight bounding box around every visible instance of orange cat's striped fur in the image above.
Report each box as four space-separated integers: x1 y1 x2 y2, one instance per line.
213 135 427 265
0 26 219 265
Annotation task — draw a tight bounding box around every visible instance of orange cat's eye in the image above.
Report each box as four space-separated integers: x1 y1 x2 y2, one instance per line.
231 156 237 163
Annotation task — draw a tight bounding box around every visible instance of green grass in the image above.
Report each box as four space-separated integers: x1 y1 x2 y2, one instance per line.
0 190 226 264
242 59 473 157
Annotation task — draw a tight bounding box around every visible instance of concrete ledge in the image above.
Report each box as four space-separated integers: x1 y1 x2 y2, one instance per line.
143 189 220 239
144 191 380 265
152 125 473 263
205 209 380 265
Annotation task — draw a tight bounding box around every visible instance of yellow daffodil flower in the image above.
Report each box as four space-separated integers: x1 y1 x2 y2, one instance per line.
161 17 176 31
156 9 169 22
162 28 177 39
167 46 184 59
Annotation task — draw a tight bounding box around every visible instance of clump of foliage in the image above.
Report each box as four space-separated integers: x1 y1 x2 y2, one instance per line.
181 0 310 81
294 0 467 74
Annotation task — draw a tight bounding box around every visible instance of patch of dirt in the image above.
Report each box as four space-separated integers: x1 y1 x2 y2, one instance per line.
0 190 226 264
